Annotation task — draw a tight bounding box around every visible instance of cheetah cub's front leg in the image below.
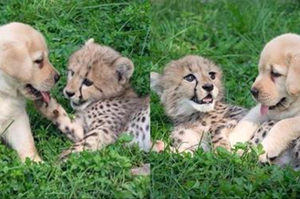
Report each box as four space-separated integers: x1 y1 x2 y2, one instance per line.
35 98 85 143
36 98 120 160
151 125 207 154
210 120 239 151
170 124 210 153
59 128 118 160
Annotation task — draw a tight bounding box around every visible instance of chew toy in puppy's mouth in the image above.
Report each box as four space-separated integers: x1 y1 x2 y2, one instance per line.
25 84 50 103
191 94 213 104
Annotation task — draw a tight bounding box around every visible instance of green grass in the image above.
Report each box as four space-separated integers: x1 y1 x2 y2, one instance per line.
0 0 150 198
3 0 300 198
150 0 300 198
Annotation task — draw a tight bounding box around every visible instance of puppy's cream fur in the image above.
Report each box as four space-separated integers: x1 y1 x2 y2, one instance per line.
0 22 59 162
229 33 300 162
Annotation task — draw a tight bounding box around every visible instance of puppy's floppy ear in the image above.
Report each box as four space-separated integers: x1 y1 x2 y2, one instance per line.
0 41 32 81
115 57 134 84
150 72 163 96
286 53 300 96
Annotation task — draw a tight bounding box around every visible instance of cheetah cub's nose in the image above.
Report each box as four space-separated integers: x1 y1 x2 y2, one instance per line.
65 90 75 98
202 83 214 92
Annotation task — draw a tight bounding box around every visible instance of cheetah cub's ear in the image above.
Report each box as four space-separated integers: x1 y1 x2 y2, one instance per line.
150 72 163 97
85 38 95 45
115 57 134 85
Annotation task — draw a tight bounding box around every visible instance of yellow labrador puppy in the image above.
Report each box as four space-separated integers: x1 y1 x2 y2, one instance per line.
0 22 59 162
229 33 300 162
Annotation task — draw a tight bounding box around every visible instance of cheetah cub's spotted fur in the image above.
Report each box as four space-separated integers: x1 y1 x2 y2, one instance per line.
250 120 300 170
37 39 150 160
151 55 248 153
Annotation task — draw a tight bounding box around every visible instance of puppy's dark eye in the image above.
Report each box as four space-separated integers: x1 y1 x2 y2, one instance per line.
34 59 44 69
271 70 281 78
209 72 216 80
83 78 93 86
184 74 196 82
34 59 43 64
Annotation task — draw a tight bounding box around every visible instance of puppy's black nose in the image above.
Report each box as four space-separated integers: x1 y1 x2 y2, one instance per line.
202 83 214 92
251 88 259 98
54 74 60 83
65 91 75 98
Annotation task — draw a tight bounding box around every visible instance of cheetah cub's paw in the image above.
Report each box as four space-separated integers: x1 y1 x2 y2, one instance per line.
35 97 61 121
151 140 194 155
152 140 166 152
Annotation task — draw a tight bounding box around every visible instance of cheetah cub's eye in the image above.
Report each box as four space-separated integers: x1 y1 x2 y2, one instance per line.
83 78 93 86
209 72 216 80
184 74 196 82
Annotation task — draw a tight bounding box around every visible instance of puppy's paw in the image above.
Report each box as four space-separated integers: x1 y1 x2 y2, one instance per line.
259 151 278 163
259 122 290 163
259 138 280 163
259 151 268 163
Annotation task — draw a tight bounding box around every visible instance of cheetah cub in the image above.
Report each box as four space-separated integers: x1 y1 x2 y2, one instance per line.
37 39 150 160
151 55 248 153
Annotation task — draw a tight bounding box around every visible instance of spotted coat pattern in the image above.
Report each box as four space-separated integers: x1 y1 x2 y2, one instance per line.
170 101 248 152
250 120 300 170
38 96 150 160
36 40 150 160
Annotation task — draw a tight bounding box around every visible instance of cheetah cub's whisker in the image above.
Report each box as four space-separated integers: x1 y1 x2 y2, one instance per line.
36 39 150 161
